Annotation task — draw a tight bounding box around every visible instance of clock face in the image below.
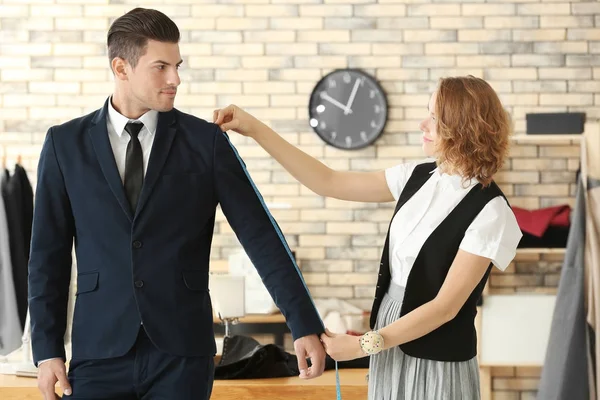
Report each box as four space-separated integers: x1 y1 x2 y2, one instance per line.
308 69 388 150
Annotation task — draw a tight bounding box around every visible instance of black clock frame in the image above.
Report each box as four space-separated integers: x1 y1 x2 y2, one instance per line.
308 68 388 150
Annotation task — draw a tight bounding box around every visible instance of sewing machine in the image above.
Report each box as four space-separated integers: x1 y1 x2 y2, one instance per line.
210 274 246 354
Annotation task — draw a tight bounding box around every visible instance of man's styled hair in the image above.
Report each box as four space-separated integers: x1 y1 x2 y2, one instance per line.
107 7 180 68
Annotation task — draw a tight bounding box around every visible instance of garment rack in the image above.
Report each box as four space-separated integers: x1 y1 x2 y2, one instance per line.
1 153 22 168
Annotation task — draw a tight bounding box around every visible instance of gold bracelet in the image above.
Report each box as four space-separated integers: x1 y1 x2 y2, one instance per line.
359 330 384 355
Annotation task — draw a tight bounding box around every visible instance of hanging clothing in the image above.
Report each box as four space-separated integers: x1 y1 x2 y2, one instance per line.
1 165 34 329
0 174 21 356
15 164 34 267
584 127 600 399
538 126 600 400
537 177 589 400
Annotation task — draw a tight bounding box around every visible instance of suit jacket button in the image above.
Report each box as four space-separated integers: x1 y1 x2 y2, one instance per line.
133 241 142 249
135 280 144 288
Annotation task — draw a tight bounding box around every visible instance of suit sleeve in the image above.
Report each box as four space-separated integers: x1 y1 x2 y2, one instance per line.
28 128 74 366
213 128 324 340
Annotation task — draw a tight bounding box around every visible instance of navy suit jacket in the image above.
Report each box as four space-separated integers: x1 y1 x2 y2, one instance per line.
28 99 324 366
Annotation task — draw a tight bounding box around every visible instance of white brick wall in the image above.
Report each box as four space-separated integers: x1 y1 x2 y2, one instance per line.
0 0 594 313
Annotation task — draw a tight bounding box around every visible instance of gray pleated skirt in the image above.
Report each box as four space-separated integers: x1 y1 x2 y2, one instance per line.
368 282 481 400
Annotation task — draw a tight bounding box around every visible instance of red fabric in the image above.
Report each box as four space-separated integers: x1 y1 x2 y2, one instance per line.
512 205 571 237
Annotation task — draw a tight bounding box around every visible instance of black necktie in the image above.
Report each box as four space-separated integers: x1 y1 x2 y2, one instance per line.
124 122 144 213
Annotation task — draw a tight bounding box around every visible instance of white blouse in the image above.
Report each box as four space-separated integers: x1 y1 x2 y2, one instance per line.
385 159 523 288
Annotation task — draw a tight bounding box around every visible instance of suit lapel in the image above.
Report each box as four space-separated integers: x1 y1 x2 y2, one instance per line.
134 110 177 218
88 99 133 221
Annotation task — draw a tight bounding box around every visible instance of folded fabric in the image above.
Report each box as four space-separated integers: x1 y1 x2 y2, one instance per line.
512 205 571 238
215 334 369 380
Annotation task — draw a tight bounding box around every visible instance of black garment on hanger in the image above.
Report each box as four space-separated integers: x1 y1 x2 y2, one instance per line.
214 335 369 380
15 165 33 260
1 165 34 329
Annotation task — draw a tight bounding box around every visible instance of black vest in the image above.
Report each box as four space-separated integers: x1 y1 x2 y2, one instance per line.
370 161 505 362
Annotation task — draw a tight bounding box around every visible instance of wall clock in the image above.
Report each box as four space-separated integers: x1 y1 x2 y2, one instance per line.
308 69 388 150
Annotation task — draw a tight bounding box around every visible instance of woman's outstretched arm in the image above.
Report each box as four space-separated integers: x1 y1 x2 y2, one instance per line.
214 104 394 203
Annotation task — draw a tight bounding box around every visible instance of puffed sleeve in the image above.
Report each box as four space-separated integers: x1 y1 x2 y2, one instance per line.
385 158 433 201
459 196 523 271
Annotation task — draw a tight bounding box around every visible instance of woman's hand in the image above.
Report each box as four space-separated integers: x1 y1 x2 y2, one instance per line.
213 104 263 138
320 329 366 362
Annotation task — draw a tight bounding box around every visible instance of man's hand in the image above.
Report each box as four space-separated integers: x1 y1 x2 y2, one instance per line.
293 334 326 379
37 359 71 399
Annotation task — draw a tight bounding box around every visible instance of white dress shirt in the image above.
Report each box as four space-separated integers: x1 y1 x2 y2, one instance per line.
106 97 158 182
385 159 523 288
38 99 158 366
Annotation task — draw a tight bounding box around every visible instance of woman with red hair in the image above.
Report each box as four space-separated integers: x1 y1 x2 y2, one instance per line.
213 75 522 400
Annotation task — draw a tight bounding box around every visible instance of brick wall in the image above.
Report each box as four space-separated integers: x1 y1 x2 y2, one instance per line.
1 1 598 398
491 366 542 400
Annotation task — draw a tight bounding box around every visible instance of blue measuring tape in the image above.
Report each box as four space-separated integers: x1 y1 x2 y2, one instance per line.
335 360 342 399
224 132 343 399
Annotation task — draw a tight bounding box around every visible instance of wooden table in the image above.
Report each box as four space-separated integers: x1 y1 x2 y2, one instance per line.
0 369 368 399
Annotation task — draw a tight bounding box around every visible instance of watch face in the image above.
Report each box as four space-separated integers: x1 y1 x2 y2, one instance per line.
308 69 388 150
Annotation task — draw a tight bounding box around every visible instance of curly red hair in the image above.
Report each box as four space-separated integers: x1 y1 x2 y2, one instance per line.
434 75 511 187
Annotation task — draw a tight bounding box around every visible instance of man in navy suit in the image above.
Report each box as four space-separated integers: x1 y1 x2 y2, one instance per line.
29 8 325 399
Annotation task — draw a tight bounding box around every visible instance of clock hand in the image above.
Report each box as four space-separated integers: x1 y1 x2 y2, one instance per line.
320 92 352 114
344 79 361 115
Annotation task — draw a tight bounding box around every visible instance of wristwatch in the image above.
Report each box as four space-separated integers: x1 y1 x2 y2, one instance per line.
359 330 385 355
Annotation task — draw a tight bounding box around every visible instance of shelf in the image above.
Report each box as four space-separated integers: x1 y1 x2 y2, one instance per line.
516 248 566 255
511 134 582 142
